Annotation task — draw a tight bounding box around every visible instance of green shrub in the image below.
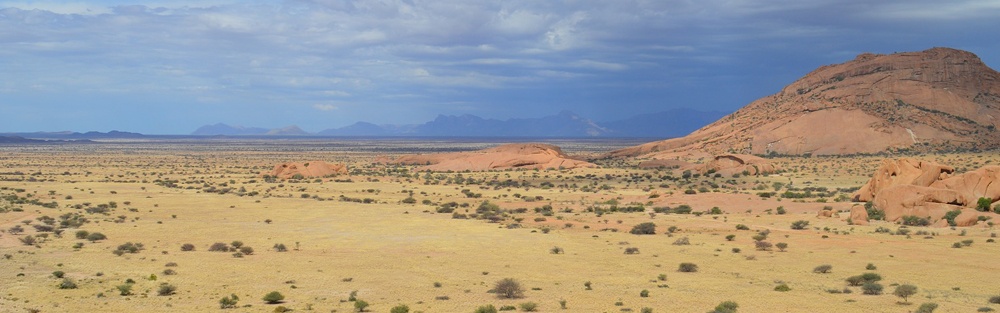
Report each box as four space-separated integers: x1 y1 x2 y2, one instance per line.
790 220 810 230
52 271 65 278
860 272 882 282
735 224 750 230
85 232 107 242
865 202 885 220
915 302 938 313
866 263 877 270
519 302 538 312
474 304 498 313
75 230 89 239
893 284 918 303
943 209 963 226
630 222 656 235
989 295 1000 304
711 301 738 313
774 283 791 292
354 299 369 312
902 215 932 226
263 291 285 304
641 308 653 313
776 206 786 215
219 294 239 309
862 282 883 295
640 289 650 297
117 283 133 296
390 304 410 313
978 197 993 212
725 234 736 241
775 242 788 251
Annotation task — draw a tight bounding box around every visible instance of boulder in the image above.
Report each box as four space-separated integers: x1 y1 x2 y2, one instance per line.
853 158 954 202
849 205 869 225
701 154 778 176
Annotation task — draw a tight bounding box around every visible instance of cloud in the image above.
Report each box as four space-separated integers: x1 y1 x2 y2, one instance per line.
313 104 338 111
0 0 997 133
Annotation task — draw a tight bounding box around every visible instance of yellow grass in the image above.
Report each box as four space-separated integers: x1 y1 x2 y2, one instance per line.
1 144 999 312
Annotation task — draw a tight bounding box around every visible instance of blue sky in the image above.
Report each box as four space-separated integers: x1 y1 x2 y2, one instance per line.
2 0 999 134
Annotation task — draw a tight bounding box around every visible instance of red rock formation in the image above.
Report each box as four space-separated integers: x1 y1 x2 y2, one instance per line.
851 159 997 226
268 161 348 179
608 47 1000 158
701 154 778 176
852 158 954 202
388 143 595 171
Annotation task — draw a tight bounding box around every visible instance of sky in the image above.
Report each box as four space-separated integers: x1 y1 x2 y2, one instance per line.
1 0 999 134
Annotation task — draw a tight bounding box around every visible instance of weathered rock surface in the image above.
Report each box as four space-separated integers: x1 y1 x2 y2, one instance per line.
388 143 595 171
853 158 954 202
701 154 778 176
608 47 1000 158
268 161 348 179
852 159 998 226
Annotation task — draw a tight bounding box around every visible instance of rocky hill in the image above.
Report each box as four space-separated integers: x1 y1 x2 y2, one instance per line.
608 47 1000 158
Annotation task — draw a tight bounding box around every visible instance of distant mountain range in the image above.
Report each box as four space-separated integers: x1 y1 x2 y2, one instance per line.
193 109 727 138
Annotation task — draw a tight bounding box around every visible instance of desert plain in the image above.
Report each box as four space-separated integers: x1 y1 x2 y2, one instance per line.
1 139 1000 313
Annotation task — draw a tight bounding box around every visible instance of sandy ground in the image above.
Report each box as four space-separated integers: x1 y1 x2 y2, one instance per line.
1 142 999 312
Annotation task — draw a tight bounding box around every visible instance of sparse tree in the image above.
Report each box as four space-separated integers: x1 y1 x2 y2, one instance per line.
893 284 918 303
775 242 788 252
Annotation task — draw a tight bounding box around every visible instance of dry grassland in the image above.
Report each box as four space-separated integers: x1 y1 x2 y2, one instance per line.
1 141 999 313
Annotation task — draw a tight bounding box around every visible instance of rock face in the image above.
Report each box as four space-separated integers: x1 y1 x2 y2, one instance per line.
388 143 595 171
701 154 778 176
268 161 348 179
608 47 1000 158
853 158 954 202
852 159 999 226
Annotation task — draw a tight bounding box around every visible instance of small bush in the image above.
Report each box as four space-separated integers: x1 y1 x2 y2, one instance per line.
75 230 89 239
86 232 107 242
52 271 65 278
774 283 791 292
813 265 832 274
712 301 738 313
978 197 993 212
157 283 177 296
775 242 788 251
58 278 78 289
117 284 133 296
790 220 810 230
273 243 288 252
860 272 882 282
354 299 369 312
263 291 285 304
915 303 938 313
862 282 883 295
725 234 736 241
493 278 524 299
630 222 656 235
474 304 498 313
865 263 877 270
624 247 640 254
220 294 239 309
755 241 773 251
208 242 229 252
519 302 538 312
672 237 690 245
550 246 563 254
989 295 1000 304
678 262 698 272
180 243 195 251
390 304 410 313
640 289 650 297
735 224 750 230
